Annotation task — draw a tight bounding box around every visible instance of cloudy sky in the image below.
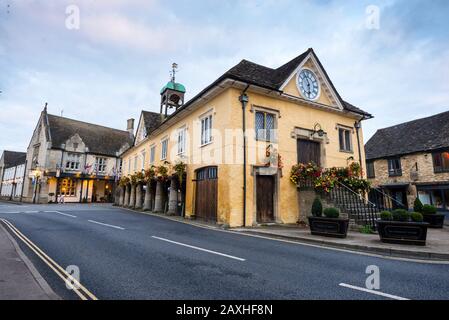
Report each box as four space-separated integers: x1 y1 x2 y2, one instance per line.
1 0 448 155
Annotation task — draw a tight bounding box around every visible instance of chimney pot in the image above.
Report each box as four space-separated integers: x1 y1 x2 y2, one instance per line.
127 118 135 135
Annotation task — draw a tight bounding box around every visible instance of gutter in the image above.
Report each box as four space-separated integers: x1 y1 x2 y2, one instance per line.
239 85 250 227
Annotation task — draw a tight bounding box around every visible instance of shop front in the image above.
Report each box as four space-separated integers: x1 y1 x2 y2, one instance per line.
45 172 115 203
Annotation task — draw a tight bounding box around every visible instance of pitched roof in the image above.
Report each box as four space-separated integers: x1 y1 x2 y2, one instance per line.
141 111 163 135
1 150 26 168
46 114 133 157
222 48 372 117
365 110 449 160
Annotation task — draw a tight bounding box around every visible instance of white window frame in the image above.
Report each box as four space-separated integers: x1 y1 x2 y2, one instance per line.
161 138 168 160
65 153 81 171
177 126 187 155
95 157 107 173
150 144 156 165
200 113 213 146
141 150 146 171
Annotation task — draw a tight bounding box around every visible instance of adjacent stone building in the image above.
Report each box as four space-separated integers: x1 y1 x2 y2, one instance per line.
0 150 27 201
22 106 133 204
365 110 449 212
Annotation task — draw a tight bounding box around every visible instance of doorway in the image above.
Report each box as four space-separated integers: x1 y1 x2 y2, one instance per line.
256 175 275 223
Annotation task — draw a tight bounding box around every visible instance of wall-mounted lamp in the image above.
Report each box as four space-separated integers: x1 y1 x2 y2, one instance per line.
311 123 325 138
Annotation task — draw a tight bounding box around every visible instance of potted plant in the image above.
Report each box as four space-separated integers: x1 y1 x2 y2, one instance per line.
422 204 445 228
376 209 429 246
308 201 349 238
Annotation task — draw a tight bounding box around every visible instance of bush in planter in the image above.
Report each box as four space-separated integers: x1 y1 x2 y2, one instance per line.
380 211 393 221
311 197 323 217
323 207 340 219
414 198 424 213
422 204 437 215
392 209 410 222
411 212 424 223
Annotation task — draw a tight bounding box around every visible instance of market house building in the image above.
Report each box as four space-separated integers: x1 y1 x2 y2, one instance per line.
120 48 372 227
366 110 449 213
22 106 133 204
0 150 27 201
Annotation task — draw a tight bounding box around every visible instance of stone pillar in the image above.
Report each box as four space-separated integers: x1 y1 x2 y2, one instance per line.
129 184 136 208
154 180 164 213
135 183 143 209
143 182 152 211
123 184 130 207
119 186 125 206
167 177 178 216
297 189 317 224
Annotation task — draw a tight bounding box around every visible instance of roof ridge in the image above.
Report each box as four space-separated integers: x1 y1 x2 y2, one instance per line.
47 113 129 134
377 109 449 131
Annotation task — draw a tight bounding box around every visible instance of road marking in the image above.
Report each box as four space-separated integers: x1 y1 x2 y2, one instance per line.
24 211 39 213
4 212 20 214
88 220 125 230
152 236 246 261
45 211 77 218
0 218 98 300
339 283 409 300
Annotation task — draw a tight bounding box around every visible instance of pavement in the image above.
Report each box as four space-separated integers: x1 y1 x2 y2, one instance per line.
233 224 449 261
0 220 59 300
1 203 449 300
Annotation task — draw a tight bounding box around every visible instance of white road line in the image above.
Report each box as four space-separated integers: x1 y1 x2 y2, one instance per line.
339 283 410 300
4 212 20 214
152 236 246 262
24 211 39 213
45 211 77 218
88 220 125 230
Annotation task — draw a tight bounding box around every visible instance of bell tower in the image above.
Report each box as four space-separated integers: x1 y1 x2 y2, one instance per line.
160 63 186 118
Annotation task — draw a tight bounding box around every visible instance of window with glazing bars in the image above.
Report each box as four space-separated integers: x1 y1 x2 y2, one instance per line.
255 111 275 141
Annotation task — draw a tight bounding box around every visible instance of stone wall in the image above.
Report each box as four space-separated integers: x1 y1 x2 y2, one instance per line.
369 152 449 208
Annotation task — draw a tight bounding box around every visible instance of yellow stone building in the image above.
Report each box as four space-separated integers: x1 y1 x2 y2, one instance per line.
119 48 372 227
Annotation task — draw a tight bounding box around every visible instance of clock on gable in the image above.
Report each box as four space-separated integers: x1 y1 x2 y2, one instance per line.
297 68 320 101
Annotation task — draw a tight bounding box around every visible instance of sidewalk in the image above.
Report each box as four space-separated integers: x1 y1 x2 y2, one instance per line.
0 223 59 300
127 209 449 262
233 225 449 261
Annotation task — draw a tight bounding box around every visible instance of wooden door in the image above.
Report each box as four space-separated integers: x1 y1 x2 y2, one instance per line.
256 175 275 223
195 167 218 222
297 139 321 165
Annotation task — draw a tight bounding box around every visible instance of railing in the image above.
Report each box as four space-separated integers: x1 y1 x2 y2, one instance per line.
368 187 407 211
326 181 379 230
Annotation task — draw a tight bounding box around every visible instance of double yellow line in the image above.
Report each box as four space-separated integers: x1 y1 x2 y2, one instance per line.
1 218 98 300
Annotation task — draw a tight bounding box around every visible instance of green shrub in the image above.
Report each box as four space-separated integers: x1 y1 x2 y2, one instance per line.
413 198 424 213
323 207 340 219
380 211 393 221
311 197 323 217
410 212 424 223
360 225 374 234
392 209 410 222
422 204 437 215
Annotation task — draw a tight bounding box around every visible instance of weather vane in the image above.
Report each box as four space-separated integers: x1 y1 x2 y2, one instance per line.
170 63 178 83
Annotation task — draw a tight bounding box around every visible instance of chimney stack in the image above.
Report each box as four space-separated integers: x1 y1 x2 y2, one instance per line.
127 118 135 136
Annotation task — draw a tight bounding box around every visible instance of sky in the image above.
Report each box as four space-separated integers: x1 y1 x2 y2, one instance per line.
1 0 449 155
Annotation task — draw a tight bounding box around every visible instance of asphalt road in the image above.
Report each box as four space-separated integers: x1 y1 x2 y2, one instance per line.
1 202 449 300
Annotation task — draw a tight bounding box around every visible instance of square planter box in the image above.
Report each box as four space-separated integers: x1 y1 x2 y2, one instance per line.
376 220 429 246
423 214 445 229
308 216 349 239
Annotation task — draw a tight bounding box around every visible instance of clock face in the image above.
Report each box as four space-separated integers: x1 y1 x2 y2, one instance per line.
297 69 320 100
